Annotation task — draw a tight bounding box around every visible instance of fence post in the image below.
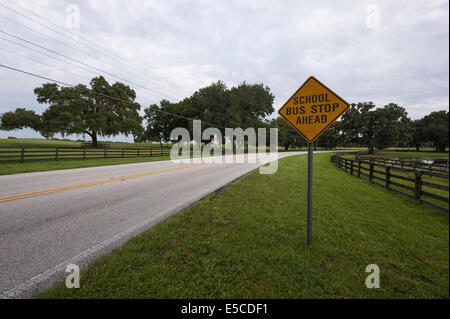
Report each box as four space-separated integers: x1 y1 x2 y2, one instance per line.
122 149 124 158
358 161 361 178
55 147 59 162
369 163 374 183
150 148 153 157
385 166 391 189
350 161 354 175
83 146 86 160
104 146 107 159
137 149 140 158
21 147 25 164
414 171 423 202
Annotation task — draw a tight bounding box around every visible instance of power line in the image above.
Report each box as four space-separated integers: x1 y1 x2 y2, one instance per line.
0 0 194 98
0 3 255 128
4 0 197 93
0 36 100 79
0 63 229 129
0 30 180 101
0 37 173 102
0 47 91 82
0 31 247 127
0 12 189 101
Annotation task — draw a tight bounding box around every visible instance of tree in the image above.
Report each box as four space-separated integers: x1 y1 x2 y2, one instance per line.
339 102 412 153
421 110 449 152
338 102 377 153
141 101 184 146
141 81 275 147
339 102 370 147
228 82 274 128
316 127 340 149
411 119 427 151
0 77 142 147
271 117 305 151
0 108 43 132
372 103 410 150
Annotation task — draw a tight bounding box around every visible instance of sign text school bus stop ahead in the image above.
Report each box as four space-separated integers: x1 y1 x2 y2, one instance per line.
278 76 350 245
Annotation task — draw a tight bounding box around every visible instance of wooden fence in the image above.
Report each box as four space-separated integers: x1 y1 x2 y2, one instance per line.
357 156 449 173
0 146 172 163
331 154 449 213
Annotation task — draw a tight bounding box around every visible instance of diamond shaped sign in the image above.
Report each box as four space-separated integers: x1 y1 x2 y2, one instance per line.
278 76 350 143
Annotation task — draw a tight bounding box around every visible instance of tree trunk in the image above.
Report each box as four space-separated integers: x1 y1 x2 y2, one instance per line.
369 146 375 154
159 140 163 148
85 131 98 148
91 133 98 148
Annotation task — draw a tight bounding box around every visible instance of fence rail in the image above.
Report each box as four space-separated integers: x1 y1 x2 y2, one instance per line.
331 154 449 213
358 156 449 173
0 146 172 163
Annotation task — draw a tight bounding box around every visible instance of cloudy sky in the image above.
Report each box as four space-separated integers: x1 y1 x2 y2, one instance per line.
0 0 448 141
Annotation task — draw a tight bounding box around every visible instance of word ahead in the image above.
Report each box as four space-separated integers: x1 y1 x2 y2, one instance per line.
278 76 350 143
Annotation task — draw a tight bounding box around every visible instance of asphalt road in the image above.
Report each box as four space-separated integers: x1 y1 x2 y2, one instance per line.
0 152 308 298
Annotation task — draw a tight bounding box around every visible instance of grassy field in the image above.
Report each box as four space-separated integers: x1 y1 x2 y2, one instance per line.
365 151 449 159
342 151 449 160
338 151 449 211
0 156 172 175
0 138 363 175
0 138 170 149
39 153 449 299
0 138 367 151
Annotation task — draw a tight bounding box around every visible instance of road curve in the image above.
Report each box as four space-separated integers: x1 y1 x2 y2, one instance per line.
0 152 310 298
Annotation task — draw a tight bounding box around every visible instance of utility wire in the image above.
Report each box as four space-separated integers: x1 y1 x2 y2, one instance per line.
0 32 248 127
0 47 91 82
0 30 180 101
0 37 174 101
0 36 101 79
0 63 229 129
0 3 254 128
0 0 194 98
0 12 189 100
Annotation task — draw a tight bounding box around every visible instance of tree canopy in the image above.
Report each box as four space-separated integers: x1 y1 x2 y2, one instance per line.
1 76 142 147
275 103 448 152
140 81 275 144
1 76 447 153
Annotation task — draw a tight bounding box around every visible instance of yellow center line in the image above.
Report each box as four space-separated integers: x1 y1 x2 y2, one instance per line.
0 163 210 203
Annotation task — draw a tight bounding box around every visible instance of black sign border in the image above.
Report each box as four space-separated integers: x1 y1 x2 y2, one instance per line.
278 76 350 143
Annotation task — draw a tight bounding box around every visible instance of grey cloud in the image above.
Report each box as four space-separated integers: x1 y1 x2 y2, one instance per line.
0 0 448 140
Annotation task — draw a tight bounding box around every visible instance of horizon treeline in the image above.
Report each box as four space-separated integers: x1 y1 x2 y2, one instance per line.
0 76 448 152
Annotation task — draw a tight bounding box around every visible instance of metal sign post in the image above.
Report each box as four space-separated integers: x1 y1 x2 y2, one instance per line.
307 142 313 246
277 76 350 246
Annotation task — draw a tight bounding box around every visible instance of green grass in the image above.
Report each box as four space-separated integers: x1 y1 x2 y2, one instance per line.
366 151 449 159
338 151 449 211
342 151 449 160
38 153 449 299
0 138 171 149
0 137 358 176
0 156 171 175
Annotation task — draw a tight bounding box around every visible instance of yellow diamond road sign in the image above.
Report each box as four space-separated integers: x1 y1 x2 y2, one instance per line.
278 76 350 143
